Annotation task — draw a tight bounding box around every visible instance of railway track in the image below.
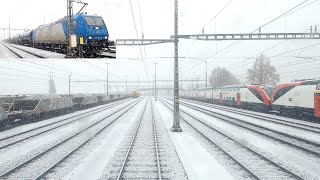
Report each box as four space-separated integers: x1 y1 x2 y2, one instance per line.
167 98 320 158
159 98 304 180
2 43 23 58
181 98 320 133
0 98 141 179
0 98 132 150
107 98 162 179
3 43 45 58
96 48 116 58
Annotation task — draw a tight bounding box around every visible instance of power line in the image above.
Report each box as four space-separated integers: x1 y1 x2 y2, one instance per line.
251 0 311 33
82 59 123 80
200 0 233 33
182 0 313 76
269 42 320 58
0 66 68 80
128 0 144 60
128 0 149 81
185 0 233 64
227 26 312 70
235 58 320 79
0 57 108 80
137 0 146 58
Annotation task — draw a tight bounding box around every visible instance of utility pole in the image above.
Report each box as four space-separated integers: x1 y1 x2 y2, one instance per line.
180 65 182 90
2 24 5 40
260 57 263 84
172 0 182 132
66 0 87 57
125 76 128 93
152 74 155 96
205 61 208 87
154 62 158 101
68 74 72 95
67 0 73 56
8 16 10 40
137 75 140 90
106 63 110 94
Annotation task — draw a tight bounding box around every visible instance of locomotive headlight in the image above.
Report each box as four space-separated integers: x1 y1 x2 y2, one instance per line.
89 36 92 39
105 36 108 39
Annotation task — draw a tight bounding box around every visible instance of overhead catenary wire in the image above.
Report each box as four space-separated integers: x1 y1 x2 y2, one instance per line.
251 0 311 33
3 58 109 80
0 66 69 80
227 26 313 70
185 0 234 64
200 0 233 33
128 0 150 82
182 0 313 77
236 61 320 80
138 0 146 58
81 59 123 80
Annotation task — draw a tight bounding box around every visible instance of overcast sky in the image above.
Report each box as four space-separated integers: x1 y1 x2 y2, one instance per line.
1 0 320 95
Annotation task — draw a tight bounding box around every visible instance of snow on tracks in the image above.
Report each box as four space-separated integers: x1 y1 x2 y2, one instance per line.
101 97 188 179
159 97 304 180
0 98 141 179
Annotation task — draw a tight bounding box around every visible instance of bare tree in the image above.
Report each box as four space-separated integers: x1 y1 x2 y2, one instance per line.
209 67 238 87
247 54 279 86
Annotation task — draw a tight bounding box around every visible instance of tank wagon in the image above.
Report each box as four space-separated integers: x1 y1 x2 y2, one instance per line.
8 13 109 56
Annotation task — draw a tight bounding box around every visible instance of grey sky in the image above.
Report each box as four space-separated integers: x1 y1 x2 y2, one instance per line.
1 0 320 95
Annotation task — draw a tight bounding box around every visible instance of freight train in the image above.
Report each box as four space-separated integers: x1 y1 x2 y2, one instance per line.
0 93 131 129
7 13 110 56
181 79 320 119
0 107 7 128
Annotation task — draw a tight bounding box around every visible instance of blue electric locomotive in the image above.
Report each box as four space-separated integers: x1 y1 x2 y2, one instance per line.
8 13 109 56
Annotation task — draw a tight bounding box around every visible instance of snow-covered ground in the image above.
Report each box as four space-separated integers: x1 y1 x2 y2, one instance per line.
100 98 188 179
160 97 320 179
0 43 19 58
0 43 65 59
8 43 66 58
156 100 235 180
0 99 130 139
0 99 139 178
0 96 319 179
182 98 320 129
59 98 143 180
181 99 320 143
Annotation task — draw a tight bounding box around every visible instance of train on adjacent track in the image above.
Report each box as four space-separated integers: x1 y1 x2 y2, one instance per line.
132 91 141 98
0 93 130 129
6 13 110 57
0 107 7 126
181 79 320 119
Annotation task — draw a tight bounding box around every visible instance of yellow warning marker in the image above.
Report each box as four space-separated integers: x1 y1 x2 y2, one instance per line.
79 37 84 45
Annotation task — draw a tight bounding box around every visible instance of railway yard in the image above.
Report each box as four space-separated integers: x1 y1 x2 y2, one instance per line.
2 0 320 179
0 96 319 179
0 43 116 59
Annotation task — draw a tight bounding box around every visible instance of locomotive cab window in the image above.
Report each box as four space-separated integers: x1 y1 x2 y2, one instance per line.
84 17 96 26
94 17 105 26
317 83 320 90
